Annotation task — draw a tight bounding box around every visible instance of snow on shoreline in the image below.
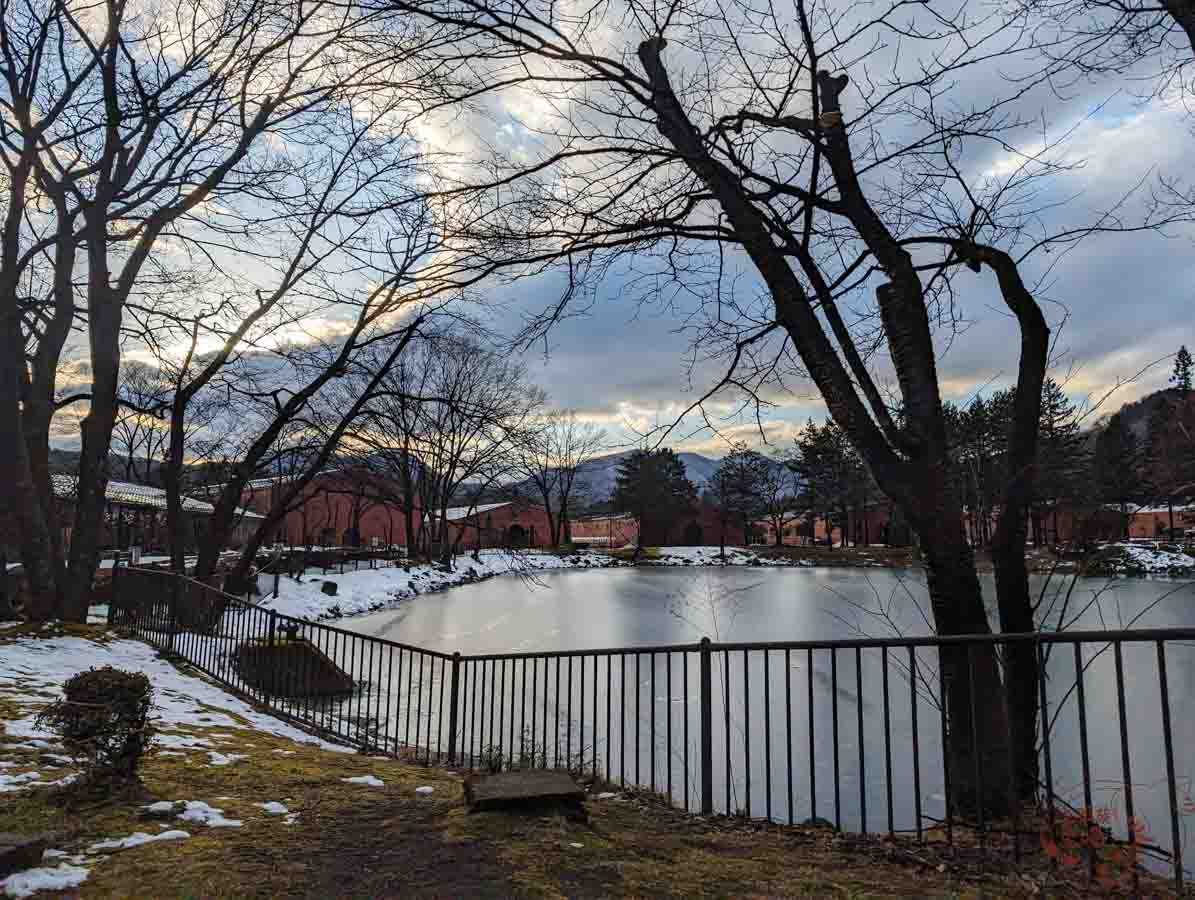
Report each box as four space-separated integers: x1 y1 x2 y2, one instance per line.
259 547 806 622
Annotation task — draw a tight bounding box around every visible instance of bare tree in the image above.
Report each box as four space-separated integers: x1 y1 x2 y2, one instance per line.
0 0 461 618
109 362 172 485
352 330 545 563
515 409 606 547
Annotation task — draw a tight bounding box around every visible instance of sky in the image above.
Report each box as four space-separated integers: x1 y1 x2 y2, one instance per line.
466 87 1195 457
42 0 1195 461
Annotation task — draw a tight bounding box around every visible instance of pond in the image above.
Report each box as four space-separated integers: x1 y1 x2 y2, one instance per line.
340 567 1195 873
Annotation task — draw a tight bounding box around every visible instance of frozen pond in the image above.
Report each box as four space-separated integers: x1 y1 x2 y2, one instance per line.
333 567 1195 873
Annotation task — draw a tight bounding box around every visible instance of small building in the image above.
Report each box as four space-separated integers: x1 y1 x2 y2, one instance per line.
570 513 640 548
51 474 264 554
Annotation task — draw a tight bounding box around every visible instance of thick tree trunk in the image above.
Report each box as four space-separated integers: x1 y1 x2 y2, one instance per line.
914 465 1014 818
0 337 59 620
1162 0 1195 53
63 214 124 622
165 404 189 574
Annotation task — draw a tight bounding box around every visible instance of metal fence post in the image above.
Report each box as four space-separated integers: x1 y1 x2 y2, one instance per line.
447 652 462 764
268 608 278 647
109 555 121 627
699 636 713 815
168 575 181 654
273 569 280 599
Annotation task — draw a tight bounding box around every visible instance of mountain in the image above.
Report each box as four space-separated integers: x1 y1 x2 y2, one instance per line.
564 449 784 505
1113 387 1186 442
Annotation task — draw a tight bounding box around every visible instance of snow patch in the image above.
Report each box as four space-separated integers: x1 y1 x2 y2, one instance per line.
177 801 242 828
255 801 289 815
88 830 190 852
1 863 90 898
206 751 247 767
342 775 384 787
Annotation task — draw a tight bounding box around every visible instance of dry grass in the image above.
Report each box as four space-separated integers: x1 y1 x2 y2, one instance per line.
0 627 1168 898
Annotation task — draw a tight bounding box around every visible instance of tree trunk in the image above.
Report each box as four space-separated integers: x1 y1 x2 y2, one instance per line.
165 403 189 574
63 216 124 622
916 472 1014 817
1162 0 1195 54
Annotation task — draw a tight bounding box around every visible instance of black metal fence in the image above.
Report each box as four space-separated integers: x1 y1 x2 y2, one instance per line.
111 565 1194 891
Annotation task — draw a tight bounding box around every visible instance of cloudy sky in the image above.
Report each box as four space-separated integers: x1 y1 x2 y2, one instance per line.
47 0 1193 461
462 59 1195 457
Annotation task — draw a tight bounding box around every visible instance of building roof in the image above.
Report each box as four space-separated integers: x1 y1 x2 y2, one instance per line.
51 474 264 519
439 502 512 522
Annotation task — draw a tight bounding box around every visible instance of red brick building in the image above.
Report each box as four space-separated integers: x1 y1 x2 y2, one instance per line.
233 470 559 551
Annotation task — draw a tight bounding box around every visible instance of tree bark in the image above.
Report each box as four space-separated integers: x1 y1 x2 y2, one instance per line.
978 243 1049 804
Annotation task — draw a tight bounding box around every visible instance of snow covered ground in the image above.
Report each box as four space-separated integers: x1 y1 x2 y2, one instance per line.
260 549 615 620
1097 542 1195 575
0 632 367 897
0 636 352 758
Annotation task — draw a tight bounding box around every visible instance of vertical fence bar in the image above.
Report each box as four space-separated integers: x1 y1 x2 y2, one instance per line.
785 649 793 826
939 657 953 850
1156 640 1184 894
724 650 731 813
621 654 627 787
743 649 750 816
1036 641 1055 860
966 644 984 851
699 638 713 816
555 657 562 769
683 651 690 811
579 655 586 775
666 652 673 804
635 653 641 787
831 649 840 831
808 648 816 826
882 646 893 836
1113 640 1138 897
763 649 771 822
606 655 613 783
566 656 573 770
909 647 922 843
651 652 657 792
592 654 598 779
856 647 866 835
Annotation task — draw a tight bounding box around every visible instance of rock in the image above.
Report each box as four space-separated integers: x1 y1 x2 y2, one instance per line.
0 834 52 877
464 770 586 815
800 816 836 830
320 582 338 596
140 801 186 821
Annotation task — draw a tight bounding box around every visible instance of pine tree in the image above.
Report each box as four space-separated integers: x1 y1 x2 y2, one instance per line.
1092 413 1142 536
1035 379 1088 544
1172 345 1193 394
707 444 770 552
612 448 697 547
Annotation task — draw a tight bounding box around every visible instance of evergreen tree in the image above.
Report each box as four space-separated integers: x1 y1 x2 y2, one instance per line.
1143 392 1195 537
1034 379 1088 544
791 421 870 547
707 443 770 553
1172 345 1193 394
612 449 698 547
1092 413 1142 535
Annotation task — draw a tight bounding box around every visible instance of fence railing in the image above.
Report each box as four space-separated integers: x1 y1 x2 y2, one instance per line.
110 565 1195 892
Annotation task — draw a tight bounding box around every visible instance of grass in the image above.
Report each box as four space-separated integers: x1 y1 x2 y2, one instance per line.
0 626 1170 898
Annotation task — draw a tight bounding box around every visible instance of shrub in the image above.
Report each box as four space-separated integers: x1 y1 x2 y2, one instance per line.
37 666 154 782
